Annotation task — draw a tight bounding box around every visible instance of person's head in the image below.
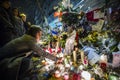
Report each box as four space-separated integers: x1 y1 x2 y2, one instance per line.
26 25 42 42
0 0 11 9
12 8 19 16
20 13 26 22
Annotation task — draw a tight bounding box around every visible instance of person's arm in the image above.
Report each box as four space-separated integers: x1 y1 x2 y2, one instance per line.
32 44 58 61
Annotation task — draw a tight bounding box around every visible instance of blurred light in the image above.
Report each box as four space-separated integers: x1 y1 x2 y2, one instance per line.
73 0 84 10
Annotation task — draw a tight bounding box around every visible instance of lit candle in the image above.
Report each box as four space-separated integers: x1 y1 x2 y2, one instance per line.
73 51 77 63
80 51 84 64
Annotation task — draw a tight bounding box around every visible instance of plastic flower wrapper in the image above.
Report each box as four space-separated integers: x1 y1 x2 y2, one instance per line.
100 54 108 63
57 64 65 75
81 71 91 80
41 58 55 72
94 65 104 78
112 51 120 68
78 64 84 71
56 52 64 58
61 0 70 9
64 30 76 55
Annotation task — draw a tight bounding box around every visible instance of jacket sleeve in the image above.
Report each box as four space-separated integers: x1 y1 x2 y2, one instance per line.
32 44 58 61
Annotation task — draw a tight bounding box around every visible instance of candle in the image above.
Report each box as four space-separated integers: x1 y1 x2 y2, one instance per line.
81 51 84 64
73 51 77 63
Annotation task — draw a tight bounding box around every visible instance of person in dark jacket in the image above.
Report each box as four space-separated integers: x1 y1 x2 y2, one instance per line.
0 0 18 48
0 25 58 61
12 8 26 37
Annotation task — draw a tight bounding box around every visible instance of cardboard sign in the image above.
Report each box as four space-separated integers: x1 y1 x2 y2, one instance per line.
92 19 104 32
88 51 100 65
112 51 120 67
83 47 100 65
94 10 104 19
81 71 91 80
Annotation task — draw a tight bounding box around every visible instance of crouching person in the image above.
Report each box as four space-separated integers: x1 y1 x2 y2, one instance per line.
0 25 58 80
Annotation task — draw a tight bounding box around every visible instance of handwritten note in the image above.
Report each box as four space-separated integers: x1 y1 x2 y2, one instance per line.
112 51 120 67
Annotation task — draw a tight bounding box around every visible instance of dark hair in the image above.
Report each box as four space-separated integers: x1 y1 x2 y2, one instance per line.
12 7 20 16
26 26 41 38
